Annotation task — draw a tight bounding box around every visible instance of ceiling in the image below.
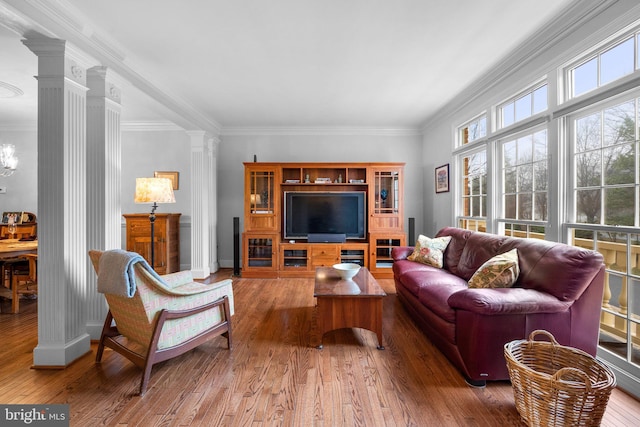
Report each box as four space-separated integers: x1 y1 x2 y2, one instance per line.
0 0 576 133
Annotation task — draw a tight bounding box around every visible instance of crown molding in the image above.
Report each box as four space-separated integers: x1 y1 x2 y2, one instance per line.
220 126 423 137
121 121 185 132
421 0 616 131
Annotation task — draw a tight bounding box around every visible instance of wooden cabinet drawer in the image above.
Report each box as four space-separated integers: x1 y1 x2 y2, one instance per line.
310 245 340 266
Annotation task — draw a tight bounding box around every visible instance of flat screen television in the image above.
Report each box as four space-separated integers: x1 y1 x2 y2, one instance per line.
284 191 366 240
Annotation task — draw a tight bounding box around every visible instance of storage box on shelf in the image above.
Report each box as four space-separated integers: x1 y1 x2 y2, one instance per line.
242 162 404 278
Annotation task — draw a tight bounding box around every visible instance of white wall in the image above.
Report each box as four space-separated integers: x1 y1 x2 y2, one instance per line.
121 129 192 266
0 129 37 214
217 132 424 267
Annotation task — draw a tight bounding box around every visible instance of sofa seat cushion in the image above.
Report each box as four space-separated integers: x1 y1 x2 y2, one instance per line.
414 277 469 324
396 264 464 294
447 287 572 315
392 258 433 280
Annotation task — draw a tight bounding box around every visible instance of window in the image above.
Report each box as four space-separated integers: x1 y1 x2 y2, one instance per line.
458 115 486 146
458 148 487 231
501 129 548 222
498 84 548 129
569 35 638 98
569 92 640 375
574 99 638 227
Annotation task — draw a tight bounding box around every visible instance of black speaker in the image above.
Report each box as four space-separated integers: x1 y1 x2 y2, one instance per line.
408 217 415 244
307 233 346 243
233 217 240 276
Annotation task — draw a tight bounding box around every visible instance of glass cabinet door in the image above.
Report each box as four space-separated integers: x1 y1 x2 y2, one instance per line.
373 169 400 215
246 166 279 231
249 170 274 214
369 166 403 232
246 236 275 268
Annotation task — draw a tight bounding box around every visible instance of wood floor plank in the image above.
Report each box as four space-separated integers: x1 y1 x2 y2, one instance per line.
1 273 639 426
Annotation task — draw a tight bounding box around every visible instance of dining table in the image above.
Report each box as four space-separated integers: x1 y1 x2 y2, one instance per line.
0 239 38 259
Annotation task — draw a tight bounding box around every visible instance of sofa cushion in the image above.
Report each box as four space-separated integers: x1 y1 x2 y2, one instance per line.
408 234 452 268
468 248 519 289
447 287 572 315
417 278 468 323
400 268 467 296
435 227 472 275
435 227 605 301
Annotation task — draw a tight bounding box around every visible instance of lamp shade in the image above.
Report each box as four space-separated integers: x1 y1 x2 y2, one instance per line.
134 177 176 204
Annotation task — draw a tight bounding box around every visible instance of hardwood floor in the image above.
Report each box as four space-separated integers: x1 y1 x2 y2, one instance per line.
1 272 639 426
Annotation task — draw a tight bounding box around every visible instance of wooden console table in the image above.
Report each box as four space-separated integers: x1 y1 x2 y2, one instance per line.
313 266 386 349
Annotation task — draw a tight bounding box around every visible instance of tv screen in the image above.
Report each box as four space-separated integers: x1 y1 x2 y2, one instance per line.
284 191 366 240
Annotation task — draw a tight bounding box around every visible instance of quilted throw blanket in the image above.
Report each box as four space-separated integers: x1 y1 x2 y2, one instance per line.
97 249 161 297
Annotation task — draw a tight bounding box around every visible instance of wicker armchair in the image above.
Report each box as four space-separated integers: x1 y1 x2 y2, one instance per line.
88 250 233 396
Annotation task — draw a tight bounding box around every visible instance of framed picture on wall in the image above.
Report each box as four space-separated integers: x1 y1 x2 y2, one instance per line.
154 171 179 190
435 164 450 193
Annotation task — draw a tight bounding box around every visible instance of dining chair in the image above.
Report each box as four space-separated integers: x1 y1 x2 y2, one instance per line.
0 225 36 240
9 253 38 313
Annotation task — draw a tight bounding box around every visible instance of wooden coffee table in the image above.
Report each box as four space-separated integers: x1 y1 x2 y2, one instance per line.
314 266 386 350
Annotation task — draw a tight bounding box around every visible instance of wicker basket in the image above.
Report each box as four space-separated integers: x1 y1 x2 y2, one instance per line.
504 330 616 426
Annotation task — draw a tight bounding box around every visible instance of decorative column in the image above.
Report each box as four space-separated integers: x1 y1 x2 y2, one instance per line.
24 37 90 366
188 131 211 278
209 136 220 273
85 66 122 339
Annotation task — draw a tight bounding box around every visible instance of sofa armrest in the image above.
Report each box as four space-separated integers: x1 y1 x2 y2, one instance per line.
392 246 414 261
448 288 572 315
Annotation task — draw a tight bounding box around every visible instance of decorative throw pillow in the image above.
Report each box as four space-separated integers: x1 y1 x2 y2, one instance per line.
468 248 520 289
407 235 452 268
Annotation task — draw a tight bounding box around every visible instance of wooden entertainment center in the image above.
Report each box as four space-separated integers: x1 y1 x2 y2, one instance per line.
242 162 405 278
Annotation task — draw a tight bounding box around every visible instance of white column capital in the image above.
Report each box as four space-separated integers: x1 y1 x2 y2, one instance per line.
23 36 87 86
87 66 122 104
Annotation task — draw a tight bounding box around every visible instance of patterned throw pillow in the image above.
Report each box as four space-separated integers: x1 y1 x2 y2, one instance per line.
407 235 452 268
468 248 520 289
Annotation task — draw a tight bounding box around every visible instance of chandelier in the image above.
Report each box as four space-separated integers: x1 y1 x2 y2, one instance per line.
0 144 18 177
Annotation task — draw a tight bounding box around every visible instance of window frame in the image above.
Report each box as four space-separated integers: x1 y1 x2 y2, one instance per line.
496 80 548 130
495 124 550 236
566 90 640 229
563 23 640 102
456 113 487 148
455 143 489 231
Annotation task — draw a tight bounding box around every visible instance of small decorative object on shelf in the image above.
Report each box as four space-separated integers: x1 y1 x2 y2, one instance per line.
305 174 310 183
337 174 343 183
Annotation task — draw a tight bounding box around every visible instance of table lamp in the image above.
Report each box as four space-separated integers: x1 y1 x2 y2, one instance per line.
134 177 176 269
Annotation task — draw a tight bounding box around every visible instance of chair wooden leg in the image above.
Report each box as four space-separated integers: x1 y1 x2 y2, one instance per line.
224 300 232 350
11 274 19 314
96 310 115 362
139 360 154 396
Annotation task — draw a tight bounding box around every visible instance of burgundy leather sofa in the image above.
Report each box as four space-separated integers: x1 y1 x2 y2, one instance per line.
392 227 605 386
